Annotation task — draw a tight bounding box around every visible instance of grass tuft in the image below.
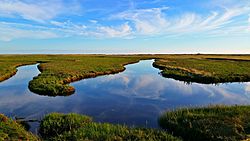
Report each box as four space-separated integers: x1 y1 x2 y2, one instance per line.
0 114 39 141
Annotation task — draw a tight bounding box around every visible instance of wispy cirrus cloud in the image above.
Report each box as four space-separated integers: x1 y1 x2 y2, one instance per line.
50 20 132 38
0 20 133 41
0 0 81 22
112 4 250 37
112 7 169 35
0 22 58 41
97 23 132 38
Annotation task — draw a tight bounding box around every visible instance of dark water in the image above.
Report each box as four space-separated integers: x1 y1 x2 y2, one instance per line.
0 60 250 132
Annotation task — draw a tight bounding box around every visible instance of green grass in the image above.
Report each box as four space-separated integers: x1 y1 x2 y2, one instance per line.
40 113 181 141
39 113 92 138
159 105 250 141
0 114 39 141
153 56 250 84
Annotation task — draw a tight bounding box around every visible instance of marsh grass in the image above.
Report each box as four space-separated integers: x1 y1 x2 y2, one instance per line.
1 54 250 96
40 113 181 141
0 114 39 141
159 105 250 141
153 57 250 84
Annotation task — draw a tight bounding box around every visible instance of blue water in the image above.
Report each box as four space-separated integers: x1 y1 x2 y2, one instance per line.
0 60 249 132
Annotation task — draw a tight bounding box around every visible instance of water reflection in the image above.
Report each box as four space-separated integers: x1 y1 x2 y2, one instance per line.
0 60 249 132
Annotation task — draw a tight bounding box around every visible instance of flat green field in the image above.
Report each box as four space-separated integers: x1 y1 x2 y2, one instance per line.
0 54 250 96
153 54 250 84
0 55 40 82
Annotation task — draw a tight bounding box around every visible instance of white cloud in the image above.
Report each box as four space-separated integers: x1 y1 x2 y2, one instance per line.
0 22 58 41
113 7 169 35
212 8 246 26
50 20 132 38
50 20 87 31
97 23 132 38
89 20 98 24
112 5 250 37
167 13 199 33
0 21 133 41
0 0 80 22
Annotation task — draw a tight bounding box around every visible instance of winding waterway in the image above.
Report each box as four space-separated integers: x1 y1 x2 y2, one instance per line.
0 60 250 132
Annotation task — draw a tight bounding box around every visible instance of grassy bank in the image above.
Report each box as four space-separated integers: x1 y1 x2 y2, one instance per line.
153 55 250 84
0 55 40 82
159 105 250 141
39 113 181 141
0 114 39 140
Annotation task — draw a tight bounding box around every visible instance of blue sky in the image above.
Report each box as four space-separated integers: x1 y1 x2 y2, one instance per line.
0 0 250 54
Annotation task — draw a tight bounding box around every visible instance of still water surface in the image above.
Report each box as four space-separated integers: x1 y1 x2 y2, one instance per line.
0 60 250 131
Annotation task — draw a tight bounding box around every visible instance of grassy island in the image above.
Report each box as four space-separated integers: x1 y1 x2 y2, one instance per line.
28 55 143 96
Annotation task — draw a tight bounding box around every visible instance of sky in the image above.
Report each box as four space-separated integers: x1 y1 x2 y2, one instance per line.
0 0 250 54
